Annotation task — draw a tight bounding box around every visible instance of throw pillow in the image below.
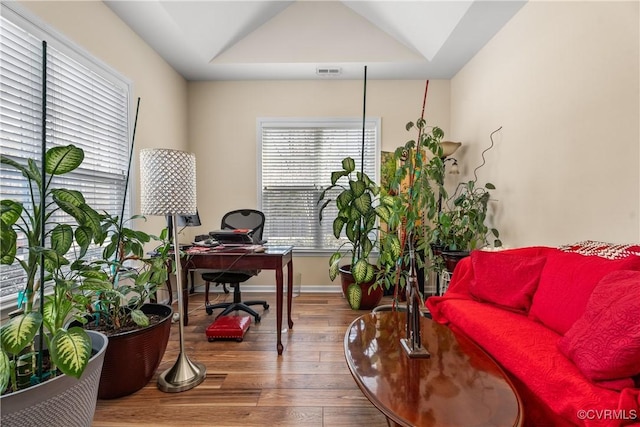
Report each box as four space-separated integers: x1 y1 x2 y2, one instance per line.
529 249 640 335
559 240 640 260
557 270 640 388
468 250 547 312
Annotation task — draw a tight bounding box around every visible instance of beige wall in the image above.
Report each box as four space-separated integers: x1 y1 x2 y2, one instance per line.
188 80 450 288
19 0 189 238
17 0 640 291
450 1 640 248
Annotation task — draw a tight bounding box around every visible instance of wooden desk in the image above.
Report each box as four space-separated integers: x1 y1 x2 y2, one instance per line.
344 311 523 427
179 245 294 355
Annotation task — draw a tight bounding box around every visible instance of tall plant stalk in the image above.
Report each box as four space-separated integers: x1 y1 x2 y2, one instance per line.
37 39 48 381
354 65 368 265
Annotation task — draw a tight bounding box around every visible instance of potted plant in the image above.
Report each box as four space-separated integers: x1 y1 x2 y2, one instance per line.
318 157 393 310
434 128 503 273
0 145 109 426
71 211 174 399
377 119 447 302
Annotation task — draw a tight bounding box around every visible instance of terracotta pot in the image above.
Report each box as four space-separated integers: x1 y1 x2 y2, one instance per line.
339 265 384 310
73 303 173 399
102 303 172 399
430 243 444 258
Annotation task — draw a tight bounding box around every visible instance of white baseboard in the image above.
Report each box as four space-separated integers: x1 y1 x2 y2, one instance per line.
189 284 342 294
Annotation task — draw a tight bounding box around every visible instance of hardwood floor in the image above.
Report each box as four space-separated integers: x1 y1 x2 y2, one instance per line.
92 291 392 426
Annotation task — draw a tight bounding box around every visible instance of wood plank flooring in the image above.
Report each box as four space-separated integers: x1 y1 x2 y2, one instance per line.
92 292 393 426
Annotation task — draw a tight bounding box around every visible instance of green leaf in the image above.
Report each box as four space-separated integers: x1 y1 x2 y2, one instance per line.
46 145 84 176
345 220 358 243
330 170 349 185
49 327 91 379
0 228 17 264
341 157 355 173
51 188 86 207
352 259 374 284
353 192 372 216
329 252 342 267
335 190 354 211
1 155 41 184
0 200 22 227
130 309 149 327
485 182 496 190
379 194 394 208
346 283 362 310
51 224 73 255
329 258 340 281
332 216 346 239
387 233 401 260
317 198 332 222
75 226 94 258
0 349 9 395
0 312 43 355
349 179 365 198
375 205 390 223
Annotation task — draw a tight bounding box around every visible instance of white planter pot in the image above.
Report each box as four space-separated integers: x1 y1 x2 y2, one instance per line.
0 330 108 427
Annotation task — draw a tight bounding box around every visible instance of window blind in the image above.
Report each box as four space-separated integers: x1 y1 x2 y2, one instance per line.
0 13 130 300
259 119 379 251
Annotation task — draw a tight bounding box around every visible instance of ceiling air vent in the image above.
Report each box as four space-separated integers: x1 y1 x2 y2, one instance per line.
316 67 342 77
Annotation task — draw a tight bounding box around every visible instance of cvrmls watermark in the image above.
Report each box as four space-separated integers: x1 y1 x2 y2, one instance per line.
577 409 638 421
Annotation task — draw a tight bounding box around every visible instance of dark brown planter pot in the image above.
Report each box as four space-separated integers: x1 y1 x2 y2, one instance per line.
441 250 470 274
339 265 384 310
74 303 173 399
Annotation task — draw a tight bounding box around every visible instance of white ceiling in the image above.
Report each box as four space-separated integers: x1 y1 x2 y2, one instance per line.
105 0 527 81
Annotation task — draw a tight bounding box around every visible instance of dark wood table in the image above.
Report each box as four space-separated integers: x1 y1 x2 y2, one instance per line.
177 245 294 355
344 311 523 426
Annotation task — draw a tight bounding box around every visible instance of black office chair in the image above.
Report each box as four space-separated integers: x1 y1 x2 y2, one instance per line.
202 209 269 323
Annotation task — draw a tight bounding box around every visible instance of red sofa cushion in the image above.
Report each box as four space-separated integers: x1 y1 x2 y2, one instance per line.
469 250 547 312
431 298 637 426
529 250 640 335
558 270 640 387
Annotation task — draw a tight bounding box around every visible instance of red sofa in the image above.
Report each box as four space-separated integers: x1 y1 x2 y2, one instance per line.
427 243 640 427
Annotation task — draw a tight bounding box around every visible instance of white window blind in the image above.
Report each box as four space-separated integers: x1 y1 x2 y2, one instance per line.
259 118 379 251
0 12 130 300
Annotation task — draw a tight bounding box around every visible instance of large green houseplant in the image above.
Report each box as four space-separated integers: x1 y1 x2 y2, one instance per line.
0 145 109 426
434 127 503 273
77 211 171 332
318 157 393 309
0 145 106 392
71 211 174 399
378 119 447 300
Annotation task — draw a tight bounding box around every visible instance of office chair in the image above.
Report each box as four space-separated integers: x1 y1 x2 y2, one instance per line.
202 209 269 323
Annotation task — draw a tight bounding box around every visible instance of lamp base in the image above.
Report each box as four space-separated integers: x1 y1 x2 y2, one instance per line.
157 352 206 393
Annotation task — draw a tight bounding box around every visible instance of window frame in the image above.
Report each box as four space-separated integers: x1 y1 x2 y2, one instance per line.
257 117 381 255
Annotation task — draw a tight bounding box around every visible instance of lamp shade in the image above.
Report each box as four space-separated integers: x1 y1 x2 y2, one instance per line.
140 148 197 216
439 141 462 158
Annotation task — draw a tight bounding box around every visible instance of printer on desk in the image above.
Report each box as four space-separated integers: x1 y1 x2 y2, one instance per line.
209 229 254 245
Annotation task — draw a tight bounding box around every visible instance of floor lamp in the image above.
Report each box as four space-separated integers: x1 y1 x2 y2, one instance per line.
140 148 206 393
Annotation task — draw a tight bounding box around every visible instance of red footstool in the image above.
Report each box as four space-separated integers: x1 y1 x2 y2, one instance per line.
206 315 251 342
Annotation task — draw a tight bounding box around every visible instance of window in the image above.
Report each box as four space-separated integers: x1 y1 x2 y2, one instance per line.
259 118 380 251
0 6 131 302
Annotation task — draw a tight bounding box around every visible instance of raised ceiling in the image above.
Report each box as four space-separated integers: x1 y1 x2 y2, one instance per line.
105 0 527 81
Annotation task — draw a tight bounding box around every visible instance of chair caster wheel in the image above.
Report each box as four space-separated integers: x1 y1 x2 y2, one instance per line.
236 338 243 342
255 315 261 323
206 307 213 315
208 338 214 342
263 303 269 309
